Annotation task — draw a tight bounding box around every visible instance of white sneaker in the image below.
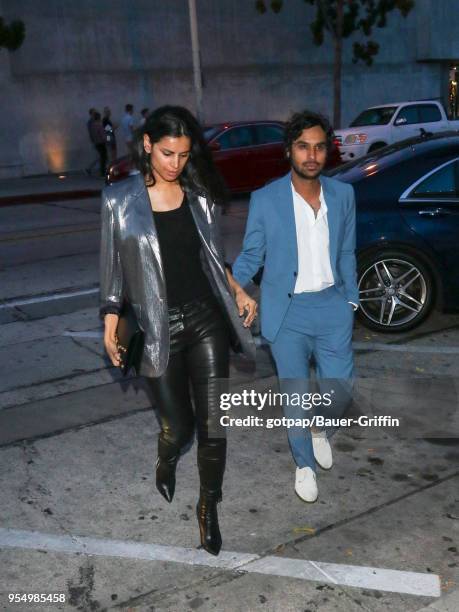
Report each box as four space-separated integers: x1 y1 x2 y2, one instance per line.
312 431 333 470
295 467 318 503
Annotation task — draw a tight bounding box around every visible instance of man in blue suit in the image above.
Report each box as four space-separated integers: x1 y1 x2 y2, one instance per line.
232 110 358 502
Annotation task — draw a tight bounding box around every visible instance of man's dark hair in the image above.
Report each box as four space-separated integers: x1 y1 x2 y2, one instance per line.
141 107 149 117
125 104 133 113
284 110 334 152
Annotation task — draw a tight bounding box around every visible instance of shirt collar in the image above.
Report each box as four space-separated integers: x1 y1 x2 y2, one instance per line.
291 182 328 219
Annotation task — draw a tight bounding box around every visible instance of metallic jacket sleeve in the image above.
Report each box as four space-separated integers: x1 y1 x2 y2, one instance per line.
99 189 124 318
211 201 227 263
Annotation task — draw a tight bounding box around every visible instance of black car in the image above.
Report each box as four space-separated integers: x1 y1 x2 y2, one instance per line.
328 131 459 332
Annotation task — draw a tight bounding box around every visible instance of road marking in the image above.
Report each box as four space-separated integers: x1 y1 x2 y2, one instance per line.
255 336 459 354
243 555 440 597
0 288 98 309
0 528 441 597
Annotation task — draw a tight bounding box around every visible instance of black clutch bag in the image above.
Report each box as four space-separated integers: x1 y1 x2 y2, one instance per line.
116 302 145 376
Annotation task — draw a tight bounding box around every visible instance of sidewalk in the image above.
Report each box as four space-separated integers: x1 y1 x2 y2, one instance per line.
0 172 103 206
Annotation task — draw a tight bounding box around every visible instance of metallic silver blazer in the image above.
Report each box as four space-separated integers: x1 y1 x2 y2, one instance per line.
100 173 256 377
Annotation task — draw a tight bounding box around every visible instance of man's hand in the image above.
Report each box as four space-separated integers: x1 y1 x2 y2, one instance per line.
234 288 258 328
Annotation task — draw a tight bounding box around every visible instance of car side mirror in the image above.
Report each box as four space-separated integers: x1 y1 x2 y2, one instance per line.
209 140 221 151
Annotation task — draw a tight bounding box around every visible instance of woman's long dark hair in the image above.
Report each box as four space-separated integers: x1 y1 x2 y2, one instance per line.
134 105 227 205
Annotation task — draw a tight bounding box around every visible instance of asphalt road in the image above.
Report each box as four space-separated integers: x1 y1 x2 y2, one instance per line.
0 196 458 612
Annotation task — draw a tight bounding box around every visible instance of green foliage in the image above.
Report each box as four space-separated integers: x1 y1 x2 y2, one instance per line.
0 17 25 51
255 0 415 65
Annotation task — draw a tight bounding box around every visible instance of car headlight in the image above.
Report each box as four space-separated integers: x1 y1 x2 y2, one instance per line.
344 133 368 145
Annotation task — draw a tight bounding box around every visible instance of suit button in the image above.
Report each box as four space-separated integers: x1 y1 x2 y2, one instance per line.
293 271 297 277
288 293 292 298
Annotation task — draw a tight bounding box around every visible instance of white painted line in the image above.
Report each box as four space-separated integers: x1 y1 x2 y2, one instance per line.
243 556 441 598
255 336 459 355
0 528 257 571
0 288 99 309
62 330 103 338
0 528 441 597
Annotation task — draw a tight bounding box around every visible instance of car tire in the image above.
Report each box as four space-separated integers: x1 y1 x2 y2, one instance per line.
357 249 435 333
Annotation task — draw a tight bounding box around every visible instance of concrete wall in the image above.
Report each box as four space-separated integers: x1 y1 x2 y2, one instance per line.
1 0 457 177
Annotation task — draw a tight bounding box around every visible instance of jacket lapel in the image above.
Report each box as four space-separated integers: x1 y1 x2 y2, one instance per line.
278 173 299 273
320 175 338 265
131 174 164 274
187 190 211 245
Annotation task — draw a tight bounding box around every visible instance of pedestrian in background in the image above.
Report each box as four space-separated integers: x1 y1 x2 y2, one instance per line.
103 106 117 162
139 107 150 128
86 108 98 173
90 111 108 177
87 107 97 145
120 103 135 156
100 106 256 555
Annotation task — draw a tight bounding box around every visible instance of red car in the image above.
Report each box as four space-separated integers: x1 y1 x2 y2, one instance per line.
106 120 342 192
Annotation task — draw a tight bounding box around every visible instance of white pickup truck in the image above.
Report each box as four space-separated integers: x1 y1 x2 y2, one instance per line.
335 100 459 161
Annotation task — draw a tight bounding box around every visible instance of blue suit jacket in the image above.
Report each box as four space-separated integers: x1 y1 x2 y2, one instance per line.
232 172 359 342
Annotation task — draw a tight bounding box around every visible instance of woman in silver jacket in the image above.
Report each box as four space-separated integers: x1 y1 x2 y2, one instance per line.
100 106 257 556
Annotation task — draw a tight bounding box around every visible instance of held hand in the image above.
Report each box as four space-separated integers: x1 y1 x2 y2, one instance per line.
235 289 258 328
104 333 122 367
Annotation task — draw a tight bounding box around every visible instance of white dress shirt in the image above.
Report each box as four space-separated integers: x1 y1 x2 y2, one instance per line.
292 183 334 293
292 183 358 310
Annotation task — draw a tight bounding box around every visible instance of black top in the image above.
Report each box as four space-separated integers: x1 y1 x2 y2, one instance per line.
152 194 214 308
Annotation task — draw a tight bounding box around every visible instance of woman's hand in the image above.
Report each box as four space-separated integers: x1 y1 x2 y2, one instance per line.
234 288 258 328
104 313 122 366
225 268 258 327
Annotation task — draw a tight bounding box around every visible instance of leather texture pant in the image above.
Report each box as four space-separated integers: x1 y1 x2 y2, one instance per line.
147 295 230 498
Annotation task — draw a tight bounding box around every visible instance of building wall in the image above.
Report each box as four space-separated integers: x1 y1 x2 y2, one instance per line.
0 0 457 177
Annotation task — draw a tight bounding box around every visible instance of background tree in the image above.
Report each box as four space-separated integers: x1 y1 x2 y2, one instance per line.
255 0 414 127
0 17 25 51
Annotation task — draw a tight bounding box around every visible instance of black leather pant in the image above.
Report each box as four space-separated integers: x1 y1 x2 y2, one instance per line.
147 295 229 498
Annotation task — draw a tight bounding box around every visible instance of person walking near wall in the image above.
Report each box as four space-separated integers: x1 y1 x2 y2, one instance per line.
103 106 117 162
121 103 135 156
90 112 108 177
139 107 150 128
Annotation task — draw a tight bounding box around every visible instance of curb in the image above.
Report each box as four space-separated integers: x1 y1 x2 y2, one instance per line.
0 189 101 207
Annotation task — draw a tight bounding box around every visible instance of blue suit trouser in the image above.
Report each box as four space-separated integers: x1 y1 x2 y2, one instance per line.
269 286 354 471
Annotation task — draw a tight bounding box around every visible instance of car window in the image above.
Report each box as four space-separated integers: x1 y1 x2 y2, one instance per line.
203 127 221 142
418 104 442 123
217 127 254 150
350 107 397 127
395 106 420 125
411 160 459 198
255 124 284 145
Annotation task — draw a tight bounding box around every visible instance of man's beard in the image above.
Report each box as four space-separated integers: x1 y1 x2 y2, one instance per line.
291 160 323 181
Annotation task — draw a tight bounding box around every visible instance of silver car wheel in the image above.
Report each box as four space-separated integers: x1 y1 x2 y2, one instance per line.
358 258 427 327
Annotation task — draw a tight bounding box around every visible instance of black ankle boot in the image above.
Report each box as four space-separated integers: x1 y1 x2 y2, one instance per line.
156 438 180 503
196 491 222 556
196 438 226 555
